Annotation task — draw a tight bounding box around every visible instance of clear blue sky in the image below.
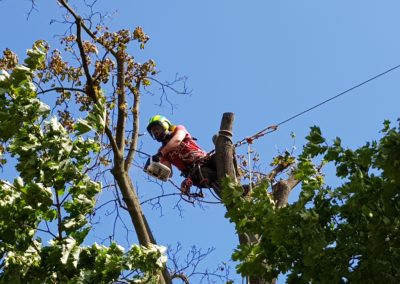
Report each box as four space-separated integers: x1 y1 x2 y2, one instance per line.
2 1 400 283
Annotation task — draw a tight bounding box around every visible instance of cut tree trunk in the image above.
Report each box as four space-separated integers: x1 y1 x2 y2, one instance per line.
215 112 275 284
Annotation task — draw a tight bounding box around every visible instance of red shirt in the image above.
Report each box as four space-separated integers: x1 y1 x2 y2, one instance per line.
160 125 207 172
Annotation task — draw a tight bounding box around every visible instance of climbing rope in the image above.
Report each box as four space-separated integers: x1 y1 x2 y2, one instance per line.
137 63 400 199
234 125 278 148
232 63 400 148
247 143 253 190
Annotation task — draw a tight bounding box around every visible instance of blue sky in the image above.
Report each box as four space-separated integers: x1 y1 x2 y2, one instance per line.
2 1 400 283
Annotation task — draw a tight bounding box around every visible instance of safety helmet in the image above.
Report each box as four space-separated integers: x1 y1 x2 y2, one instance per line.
146 115 172 139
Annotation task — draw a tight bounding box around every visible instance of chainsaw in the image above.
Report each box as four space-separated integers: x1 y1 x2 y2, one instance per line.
143 156 171 182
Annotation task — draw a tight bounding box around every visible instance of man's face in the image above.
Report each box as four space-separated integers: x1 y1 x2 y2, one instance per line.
150 124 168 142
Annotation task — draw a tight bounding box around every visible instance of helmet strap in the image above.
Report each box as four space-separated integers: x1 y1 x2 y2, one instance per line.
159 132 172 143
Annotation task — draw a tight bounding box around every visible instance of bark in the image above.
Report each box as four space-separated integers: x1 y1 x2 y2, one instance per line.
214 113 302 284
272 177 300 208
112 163 152 245
115 51 127 152
215 112 236 182
112 164 170 284
215 113 274 284
124 81 141 171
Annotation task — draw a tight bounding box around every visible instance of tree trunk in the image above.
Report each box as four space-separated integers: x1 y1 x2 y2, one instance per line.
215 112 275 284
55 2 171 282
215 112 236 184
112 161 170 284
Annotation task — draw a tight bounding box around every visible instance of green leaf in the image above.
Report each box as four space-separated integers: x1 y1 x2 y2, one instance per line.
74 119 92 135
43 209 58 221
306 126 325 144
24 41 47 70
10 65 32 85
86 102 106 132
222 122 400 282
0 69 10 82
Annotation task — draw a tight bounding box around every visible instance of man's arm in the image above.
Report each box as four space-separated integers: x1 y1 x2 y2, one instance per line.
159 129 186 156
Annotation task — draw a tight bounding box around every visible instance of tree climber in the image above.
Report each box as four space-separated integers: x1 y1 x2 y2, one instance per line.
146 115 218 195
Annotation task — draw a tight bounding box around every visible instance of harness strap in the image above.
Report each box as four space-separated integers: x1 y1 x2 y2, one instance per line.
197 163 211 187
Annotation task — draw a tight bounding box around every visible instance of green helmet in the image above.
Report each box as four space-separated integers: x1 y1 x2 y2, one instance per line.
146 115 172 139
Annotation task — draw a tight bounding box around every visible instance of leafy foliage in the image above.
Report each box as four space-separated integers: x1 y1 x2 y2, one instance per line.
0 42 166 283
223 123 400 283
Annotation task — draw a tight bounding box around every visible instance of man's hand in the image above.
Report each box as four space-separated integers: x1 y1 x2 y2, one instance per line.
151 152 162 162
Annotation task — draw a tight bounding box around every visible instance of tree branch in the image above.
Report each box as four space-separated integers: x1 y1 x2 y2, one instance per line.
57 0 119 156
74 10 119 156
37 87 86 95
115 51 127 153
272 173 300 208
124 81 141 171
54 188 63 240
266 163 289 182
57 0 117 57
170 273 190 284
75 18 95 94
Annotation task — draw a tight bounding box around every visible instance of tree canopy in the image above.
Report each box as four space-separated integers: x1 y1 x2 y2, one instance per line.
0 41 165 284
222 122 400 283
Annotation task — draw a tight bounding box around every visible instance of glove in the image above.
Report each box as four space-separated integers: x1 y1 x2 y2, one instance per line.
152 152 162 162
180 177 193 195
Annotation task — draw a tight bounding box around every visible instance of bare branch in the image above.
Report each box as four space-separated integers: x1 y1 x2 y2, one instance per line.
37 87 86 95
167 244 231 283
26 0 38 20
57 0 117 56
115 51 127 153
124 81 141 171
37 227 57 239
140 193 182 206
147 74 191 112
54 188 63 240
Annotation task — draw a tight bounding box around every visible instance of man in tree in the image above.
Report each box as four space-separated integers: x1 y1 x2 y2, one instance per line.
146 115 218 195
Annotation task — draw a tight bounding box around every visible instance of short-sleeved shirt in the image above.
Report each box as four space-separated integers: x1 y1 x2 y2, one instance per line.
160 125 207 172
